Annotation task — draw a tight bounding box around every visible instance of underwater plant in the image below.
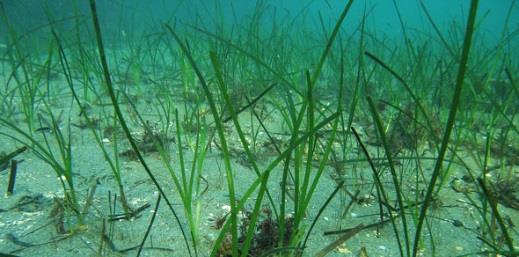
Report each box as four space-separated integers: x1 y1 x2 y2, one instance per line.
0 0 517 256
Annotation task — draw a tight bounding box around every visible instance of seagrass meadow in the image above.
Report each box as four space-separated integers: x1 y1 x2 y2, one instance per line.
0 0 518 256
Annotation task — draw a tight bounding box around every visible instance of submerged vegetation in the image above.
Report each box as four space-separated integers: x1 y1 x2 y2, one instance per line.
0 0 518 256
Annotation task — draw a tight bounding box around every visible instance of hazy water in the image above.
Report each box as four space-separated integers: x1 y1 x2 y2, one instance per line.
1 0 518 50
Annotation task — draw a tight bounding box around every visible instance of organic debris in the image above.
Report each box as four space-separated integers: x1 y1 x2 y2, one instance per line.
208 211 230 230
216 206 295 257
48 198 67 234
119 123 173 160
8 193 52 212
490 175 519 210
0 147 27 172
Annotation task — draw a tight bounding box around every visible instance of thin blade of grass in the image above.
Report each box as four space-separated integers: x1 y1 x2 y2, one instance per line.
164 24 239 257
366 96 410 257
351 126 405 257
412 1 480 256
314 224 365 257
477 178 515 252
88 1 193 256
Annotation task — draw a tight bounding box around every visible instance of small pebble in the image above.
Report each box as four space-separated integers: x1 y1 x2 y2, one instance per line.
336 246 351 254
221 205 231 212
